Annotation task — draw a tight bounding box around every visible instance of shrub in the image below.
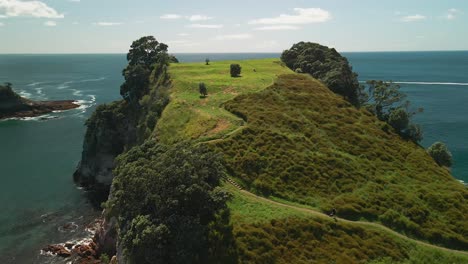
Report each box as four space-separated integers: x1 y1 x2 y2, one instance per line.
199 82 208 97
205 58 210 65
428 142 453 167
403 124 423 143
388 108 409 132
230 64 241 77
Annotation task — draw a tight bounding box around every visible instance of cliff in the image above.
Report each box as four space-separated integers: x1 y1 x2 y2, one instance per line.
73 63 170 205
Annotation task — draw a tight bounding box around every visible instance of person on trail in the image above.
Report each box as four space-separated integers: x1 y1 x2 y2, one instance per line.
329 208 338 222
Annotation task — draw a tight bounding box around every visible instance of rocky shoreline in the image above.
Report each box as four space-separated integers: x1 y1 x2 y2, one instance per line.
0 100 80 120
41 218 117 264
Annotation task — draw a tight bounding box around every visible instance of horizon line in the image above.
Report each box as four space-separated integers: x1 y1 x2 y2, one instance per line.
1 50 468 55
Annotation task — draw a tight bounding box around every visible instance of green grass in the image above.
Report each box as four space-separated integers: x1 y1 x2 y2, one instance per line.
227 183 468 264
157 59 468 261
212 73 468 249
156 59 292 144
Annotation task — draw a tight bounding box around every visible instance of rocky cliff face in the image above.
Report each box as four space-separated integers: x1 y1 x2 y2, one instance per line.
73 65 170 206
73 100 137 204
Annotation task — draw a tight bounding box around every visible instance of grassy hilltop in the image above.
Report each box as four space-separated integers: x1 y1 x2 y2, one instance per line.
150 58 468 262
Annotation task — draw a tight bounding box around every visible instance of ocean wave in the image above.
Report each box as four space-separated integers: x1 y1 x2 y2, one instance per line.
57 84 70 90
35 87 44 96
72 89 83 97
1 114 59 122
73 94 97 115
26 82 47 87
360 81 468 86
19 90 32 98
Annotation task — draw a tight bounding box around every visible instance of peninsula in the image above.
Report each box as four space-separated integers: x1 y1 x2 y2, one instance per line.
0 83 79 120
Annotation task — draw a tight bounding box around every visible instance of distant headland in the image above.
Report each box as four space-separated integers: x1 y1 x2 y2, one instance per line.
0 83 79 120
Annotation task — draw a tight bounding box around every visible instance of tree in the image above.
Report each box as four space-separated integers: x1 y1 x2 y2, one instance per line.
281 42 360 106
230 64 241 77
107 142 237 264
388 108 409 132
428 142 453 167
199 82 208 98
205 58 210 65
360 80 406 120
127 36 169 68
120 36 170 101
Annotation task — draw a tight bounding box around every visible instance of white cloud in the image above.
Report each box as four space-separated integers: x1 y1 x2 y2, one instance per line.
0 14 6 18
186 14 212 21
255 40 280 50
400 14 426 22
254 25 300 31
68 0 80 2
167 40 189 44
44 20 56 26
445 8 460 20
0 0 64 18
72 21 79 25
160 14 181 19
215 34 252 40
94 22 123 26
177 33 190 36
187 23 223 29
0 22 4 26
249 8 331 25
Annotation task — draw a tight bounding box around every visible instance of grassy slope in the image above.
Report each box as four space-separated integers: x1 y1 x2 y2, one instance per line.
156 59 291 144
227 184 468 264
158 59 468 262
212 73 468 249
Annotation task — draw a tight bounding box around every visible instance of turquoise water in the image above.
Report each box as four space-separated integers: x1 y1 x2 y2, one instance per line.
0 52 467 262
0 55 126 263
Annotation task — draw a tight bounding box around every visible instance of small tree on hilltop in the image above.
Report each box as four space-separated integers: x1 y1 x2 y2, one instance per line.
230 64 241 77
199 82 207 98
428 142 453 167
205 58 210 65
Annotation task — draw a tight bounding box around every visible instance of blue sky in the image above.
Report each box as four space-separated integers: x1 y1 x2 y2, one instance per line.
0 0 467 53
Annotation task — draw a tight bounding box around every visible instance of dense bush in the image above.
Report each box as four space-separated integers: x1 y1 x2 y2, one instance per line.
281 42 360 105
428 142 453 167
230 64 241 77
106 142 237 264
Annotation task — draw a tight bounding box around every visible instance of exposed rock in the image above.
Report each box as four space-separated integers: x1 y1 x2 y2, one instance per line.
94 216 117 256
73 101 137 206
42 244 71 258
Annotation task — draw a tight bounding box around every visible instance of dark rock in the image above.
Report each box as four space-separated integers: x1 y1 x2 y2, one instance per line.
42 244 71 258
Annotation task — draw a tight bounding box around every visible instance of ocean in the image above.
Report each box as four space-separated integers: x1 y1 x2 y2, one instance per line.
0 51 467 263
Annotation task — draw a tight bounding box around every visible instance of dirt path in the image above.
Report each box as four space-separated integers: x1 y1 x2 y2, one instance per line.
237 188 468 256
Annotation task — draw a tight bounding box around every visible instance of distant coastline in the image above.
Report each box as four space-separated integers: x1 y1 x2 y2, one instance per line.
0 83 79 120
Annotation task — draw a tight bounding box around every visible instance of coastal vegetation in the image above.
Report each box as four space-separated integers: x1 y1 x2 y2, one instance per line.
73 36 468 263
105 141 237 263
281 42 360 105
428 142 453 167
